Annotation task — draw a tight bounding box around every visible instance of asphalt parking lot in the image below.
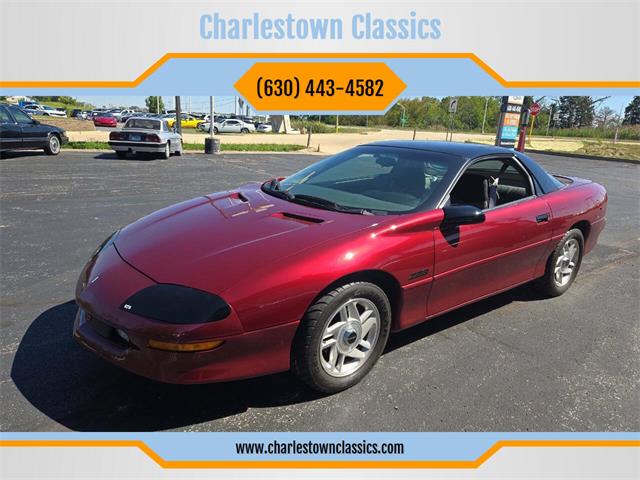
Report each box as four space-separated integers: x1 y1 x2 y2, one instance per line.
0 150 638 432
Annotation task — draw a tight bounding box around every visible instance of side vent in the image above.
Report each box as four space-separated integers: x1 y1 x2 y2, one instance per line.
272 212 324 224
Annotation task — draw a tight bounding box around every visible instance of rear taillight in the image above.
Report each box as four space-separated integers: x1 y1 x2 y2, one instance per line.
109 132 124 140
145 134 161 142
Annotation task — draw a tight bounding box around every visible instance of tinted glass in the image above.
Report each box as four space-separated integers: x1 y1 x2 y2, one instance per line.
125 119 160 130
277 146 457 214
10 107 34 124
0 107 13 123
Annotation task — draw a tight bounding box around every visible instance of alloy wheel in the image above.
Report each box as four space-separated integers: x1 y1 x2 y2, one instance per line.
319 298 380 378
554 238 579 287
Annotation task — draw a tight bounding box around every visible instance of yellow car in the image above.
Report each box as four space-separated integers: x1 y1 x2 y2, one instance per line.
166 114 203 129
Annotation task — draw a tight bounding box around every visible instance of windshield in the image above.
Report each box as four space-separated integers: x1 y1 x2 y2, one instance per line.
125 119 161 130
272 146 457 214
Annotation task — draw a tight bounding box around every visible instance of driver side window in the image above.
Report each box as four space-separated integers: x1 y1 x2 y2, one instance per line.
10 108 35 125
449 158 533 210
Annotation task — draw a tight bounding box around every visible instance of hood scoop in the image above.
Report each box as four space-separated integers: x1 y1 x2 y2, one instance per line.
272 212 325 225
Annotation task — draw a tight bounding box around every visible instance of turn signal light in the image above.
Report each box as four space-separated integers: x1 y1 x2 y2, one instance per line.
147 339 224 352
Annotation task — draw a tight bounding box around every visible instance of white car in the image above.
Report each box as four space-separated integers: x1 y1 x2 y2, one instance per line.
22 104 67 118
108 117 183 159
212 119 255 134
256 123 273 133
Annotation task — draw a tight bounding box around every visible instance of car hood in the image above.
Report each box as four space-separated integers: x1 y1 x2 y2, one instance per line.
114 183 380 294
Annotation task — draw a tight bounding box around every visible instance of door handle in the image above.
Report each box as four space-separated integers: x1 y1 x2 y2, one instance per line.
536 213 550 223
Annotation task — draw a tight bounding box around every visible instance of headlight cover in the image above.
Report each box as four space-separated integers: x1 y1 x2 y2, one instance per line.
120 284 231 324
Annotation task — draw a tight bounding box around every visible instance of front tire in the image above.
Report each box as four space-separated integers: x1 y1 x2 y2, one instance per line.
241 128 249 134
292 282 391 394
44 134 61 155
533 228 584 297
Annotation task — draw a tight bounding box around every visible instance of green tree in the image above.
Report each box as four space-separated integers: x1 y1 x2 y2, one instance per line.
623 96 640 125
145 96 165 114
558 96 595 128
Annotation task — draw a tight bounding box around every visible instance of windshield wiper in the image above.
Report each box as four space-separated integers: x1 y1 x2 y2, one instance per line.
292 194 372 215
262 181 373 215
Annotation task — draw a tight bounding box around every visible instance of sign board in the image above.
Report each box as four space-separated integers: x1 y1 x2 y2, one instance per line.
448 98 458 113
529 103 541 116
448 97 458 113
496 97 523 148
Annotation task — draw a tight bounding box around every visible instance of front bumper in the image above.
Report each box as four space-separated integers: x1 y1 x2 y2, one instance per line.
109 141 167 153
74 244 296 383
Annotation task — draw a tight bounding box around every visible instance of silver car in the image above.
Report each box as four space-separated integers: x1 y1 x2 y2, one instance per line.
108 117 183 159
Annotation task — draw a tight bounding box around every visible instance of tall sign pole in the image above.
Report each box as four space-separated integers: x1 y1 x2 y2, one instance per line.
209 96 215 139
175 96 182 135
495 96 524 148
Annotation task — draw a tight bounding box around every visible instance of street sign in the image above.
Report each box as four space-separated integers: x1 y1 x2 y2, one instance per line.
529 103 541 116
507 96 524 105
448 98 458 113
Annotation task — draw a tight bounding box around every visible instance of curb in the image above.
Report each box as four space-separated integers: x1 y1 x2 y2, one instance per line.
526 149 639 165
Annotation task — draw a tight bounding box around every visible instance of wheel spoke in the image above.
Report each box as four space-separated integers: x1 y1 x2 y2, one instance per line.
328 345 338 367
336 353 346 372
323 321 345 339
321 338 337 349
359 339 371 350
361 317 376 337
347 349 365 359
347 302 360 321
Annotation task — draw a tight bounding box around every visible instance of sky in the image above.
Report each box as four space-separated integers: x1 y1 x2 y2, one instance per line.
74 95 636 115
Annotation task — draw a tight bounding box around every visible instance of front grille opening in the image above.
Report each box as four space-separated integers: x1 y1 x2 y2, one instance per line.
86 313 130 348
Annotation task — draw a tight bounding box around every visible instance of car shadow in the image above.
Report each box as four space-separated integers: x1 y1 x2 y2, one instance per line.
94 152 159 161
0 150 48 159
11 285 545 431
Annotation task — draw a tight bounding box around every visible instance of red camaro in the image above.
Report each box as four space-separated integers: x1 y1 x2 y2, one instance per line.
74 142 607 393
93 113 117 127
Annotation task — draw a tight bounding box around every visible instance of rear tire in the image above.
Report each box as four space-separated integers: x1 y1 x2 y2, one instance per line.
162 143 170 159
44 134 61 155
241 128 249 134
213 127 219 134
292 282 391 394
533 228 584 297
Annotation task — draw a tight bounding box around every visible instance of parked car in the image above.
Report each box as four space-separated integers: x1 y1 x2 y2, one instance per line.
21 104 67 118
212 118 256 134
93 113 118 127
256 123 273 133
197 116 227 133
73 141 607 392
120 111 143 123
166 114 203 129
71 109 88 120
0 103 68 155
108 117 183 159
107 110 123 121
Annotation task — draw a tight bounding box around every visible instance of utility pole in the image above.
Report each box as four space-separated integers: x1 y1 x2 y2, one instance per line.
482 97 489 134
210 96 215 139
174 96 182 135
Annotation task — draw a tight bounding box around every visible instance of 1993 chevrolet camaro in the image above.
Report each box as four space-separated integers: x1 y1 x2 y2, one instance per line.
74 141 607 393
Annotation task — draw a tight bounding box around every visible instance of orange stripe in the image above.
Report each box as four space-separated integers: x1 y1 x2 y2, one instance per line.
0 439 638 469
1 52 638 89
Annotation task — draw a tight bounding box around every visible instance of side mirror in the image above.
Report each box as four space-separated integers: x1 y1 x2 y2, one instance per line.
32 119 40 125
442 205 485 226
